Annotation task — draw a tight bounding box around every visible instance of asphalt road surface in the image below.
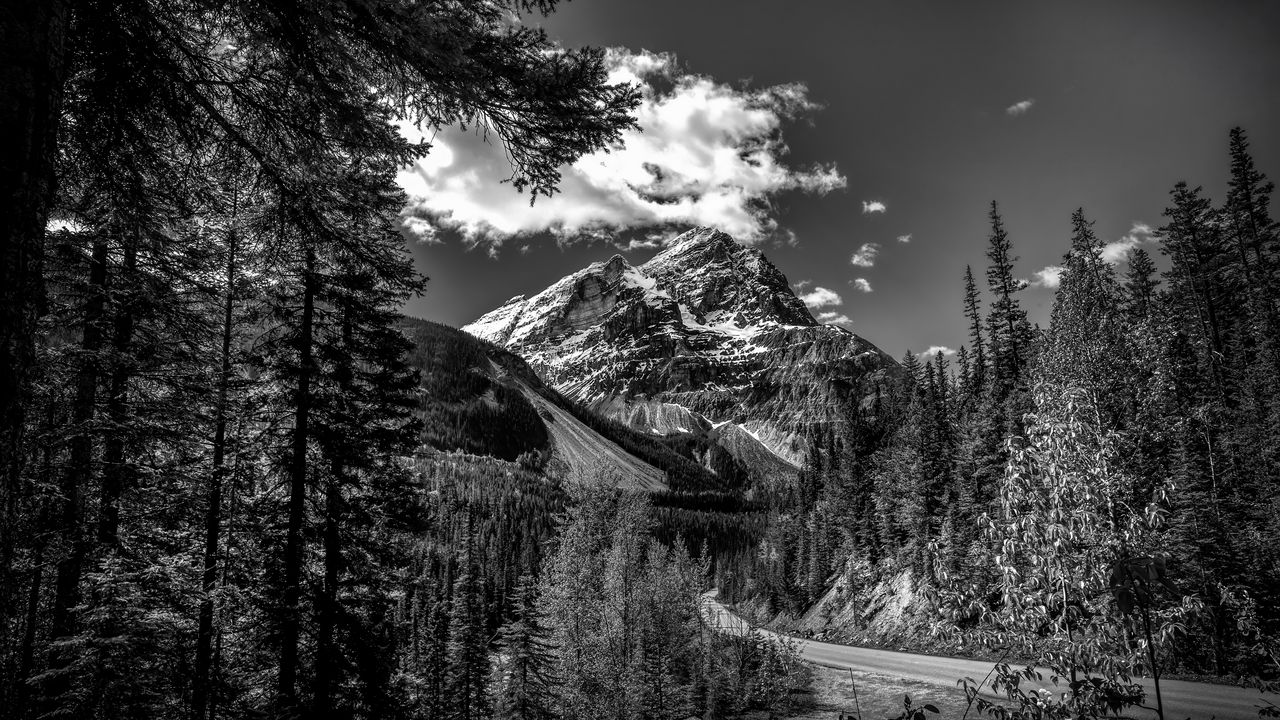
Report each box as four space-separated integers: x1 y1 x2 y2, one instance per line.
701 592 1276 720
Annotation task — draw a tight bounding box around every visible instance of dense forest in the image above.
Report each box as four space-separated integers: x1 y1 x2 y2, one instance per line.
0 3 805 718
3 2 1279 720
743 128 1280 715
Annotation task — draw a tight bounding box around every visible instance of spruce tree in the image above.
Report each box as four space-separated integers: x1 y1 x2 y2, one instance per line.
495 576 557 720
448 558 492 720
1123 248 1159 320
962 265 986 397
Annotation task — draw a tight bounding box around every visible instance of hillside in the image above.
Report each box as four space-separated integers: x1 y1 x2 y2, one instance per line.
400 317 752 492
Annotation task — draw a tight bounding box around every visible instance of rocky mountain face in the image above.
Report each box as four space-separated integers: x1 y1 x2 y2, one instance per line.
462 227 900 471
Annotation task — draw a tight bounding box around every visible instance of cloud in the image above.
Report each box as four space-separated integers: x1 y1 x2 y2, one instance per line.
850 278 872 293
797 286 843 310
1101 222 1155 264
896 233 912 243
850 242 880 267
1006 98 1035 116
861 200 887 214
1027 223 1156 288
397 48 846 252
1028 265 1065 289
793 279 812 290
921 345 957 357
816 311 852 326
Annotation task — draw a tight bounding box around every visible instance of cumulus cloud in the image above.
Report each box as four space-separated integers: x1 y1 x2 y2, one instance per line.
1026 222 1156 290
850 242 880 267
1028 265 1065 289
922 345 957 357
862 200 887 214
797 286 843 310
850 278 872 293
397 48 846 252
816 311 852 326
896 233 912 243
1029 266 1064 289
1101 222 1155 264
1006 98 1035 116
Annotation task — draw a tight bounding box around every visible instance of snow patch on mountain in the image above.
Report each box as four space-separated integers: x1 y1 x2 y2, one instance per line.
462 226 900 471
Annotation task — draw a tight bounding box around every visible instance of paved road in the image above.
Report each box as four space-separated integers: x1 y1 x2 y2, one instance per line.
701 593 1275 720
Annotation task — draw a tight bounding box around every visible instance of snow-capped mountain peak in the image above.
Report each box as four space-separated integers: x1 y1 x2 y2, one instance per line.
462 227 898 465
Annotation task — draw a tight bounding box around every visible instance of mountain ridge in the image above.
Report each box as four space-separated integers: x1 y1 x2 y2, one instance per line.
463 227 900 471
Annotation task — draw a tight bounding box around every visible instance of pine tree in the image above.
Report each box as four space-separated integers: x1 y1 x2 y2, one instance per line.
983 201 1032 404
962 265 986 397
494 576 557 720
448 558 492 720
1123 248 1159 320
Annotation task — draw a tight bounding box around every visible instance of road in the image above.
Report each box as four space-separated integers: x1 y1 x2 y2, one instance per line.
701 592 1275 720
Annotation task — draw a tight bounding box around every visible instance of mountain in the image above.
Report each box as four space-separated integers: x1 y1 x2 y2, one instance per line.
462 227 900 470
400 317 743 492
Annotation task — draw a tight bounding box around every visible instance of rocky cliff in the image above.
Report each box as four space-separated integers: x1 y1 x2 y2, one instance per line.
463 227 899 472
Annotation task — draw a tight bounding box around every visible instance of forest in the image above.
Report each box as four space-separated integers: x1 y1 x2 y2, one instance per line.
2 2 1279 720
0 2 802 718
740 127 1280 716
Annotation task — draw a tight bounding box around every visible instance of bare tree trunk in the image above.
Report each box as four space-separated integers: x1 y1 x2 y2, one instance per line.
277 246 316 710
193 231 237 720
0 1 71 701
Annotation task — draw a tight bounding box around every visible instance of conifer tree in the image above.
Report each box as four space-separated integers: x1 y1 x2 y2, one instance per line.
962 265 986 397
494 575 557 720
983 201 1032 404
448 558 492 720
1123 248 1159 320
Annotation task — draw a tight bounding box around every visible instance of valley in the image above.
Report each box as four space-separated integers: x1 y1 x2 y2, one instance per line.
5 3 1279 719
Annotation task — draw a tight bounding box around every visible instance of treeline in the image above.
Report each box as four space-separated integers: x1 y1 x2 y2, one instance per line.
0 2 639 719
402 319 551 464
769 127 1280 682
398 464 808 720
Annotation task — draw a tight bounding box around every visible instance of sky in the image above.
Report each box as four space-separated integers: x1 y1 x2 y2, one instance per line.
401 0 1280 359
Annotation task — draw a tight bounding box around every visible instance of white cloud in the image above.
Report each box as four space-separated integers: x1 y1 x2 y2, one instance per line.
817 311 852 326
797 286 843 310
1029 265 1065 289
1026 223 1156 287
397 48 846 252
896 233 912 243
793 279 812 290
921 345 957 357
399 216 440 244
862 200 887 214
1006 98 1035 116
850 278 872 293
850 242 880 267
1101 222 1155 264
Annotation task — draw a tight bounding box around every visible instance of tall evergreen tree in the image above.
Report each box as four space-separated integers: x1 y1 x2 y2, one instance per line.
448 557 492 720
494 575 557 720
962 265 986 397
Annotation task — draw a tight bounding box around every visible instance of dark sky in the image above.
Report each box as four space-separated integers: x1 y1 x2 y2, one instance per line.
403 0 1280 359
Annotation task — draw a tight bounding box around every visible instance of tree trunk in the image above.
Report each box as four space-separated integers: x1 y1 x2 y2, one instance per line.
313 463 343 715
45 237 108 712
193 231 237 720
97 240 136 548
0 1 71 700
277 246 316 710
